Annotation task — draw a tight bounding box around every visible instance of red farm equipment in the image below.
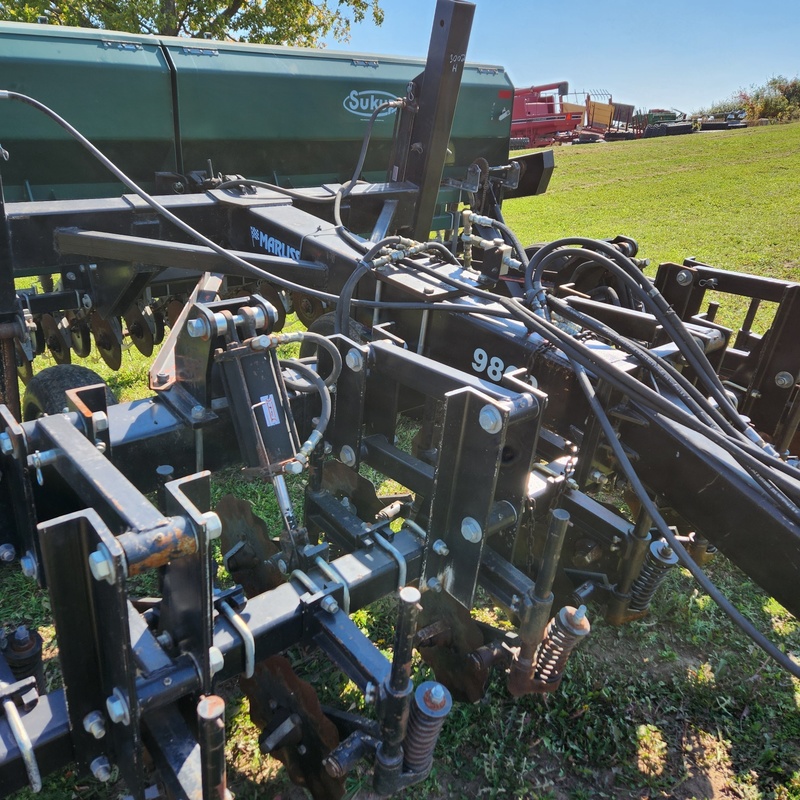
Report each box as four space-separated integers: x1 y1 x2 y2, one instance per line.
510 81 584 149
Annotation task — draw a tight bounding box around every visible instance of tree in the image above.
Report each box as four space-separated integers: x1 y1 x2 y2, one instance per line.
0 0 383 45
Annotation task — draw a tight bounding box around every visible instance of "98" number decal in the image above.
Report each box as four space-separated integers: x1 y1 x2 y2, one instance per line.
472 348 517 382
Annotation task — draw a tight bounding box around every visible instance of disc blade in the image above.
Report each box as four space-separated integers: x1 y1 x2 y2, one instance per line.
90 313 122 370
124 304 154 357
40 313 71 364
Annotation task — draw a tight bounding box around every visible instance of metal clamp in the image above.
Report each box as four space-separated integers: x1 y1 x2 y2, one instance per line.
291 570 338 614
373 533 407 590
218 600 255 679
315 556 351 615
1 694 42 792
402 519 428 542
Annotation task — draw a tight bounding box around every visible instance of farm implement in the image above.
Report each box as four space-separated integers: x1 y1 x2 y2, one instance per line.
0 2 798 798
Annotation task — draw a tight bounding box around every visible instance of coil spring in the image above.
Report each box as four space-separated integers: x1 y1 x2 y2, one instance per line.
532 605 591 690
629 540 679 612
1 625 45 693
403 681 452 774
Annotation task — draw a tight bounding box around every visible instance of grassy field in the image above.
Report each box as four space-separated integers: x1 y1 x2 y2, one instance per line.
504 124 800 284
4 124 800 800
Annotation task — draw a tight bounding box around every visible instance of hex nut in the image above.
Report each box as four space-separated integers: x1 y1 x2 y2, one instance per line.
0 543 16 563
320 596 339 615
0 433 13 455
82 711 106 740
90 756 112 782
432 539 450 556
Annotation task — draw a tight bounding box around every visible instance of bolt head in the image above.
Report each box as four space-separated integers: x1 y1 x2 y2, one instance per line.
675 269 693 286
345 348 364 372
88 548 113 582
478 405 503 434
186 318 208 338
106 691 129 726
284 460 303 475
461 516 483 544
775 371 795 389
0 433 13 455
339 445 356 467
202 512 222 541
20 553 37 579
276 558 288 574
0 543 16 563
426 577 443 593
191 404 205 421
92 411 109 432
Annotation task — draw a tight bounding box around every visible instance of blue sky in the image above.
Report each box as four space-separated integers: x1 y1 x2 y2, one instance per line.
321 0 799 113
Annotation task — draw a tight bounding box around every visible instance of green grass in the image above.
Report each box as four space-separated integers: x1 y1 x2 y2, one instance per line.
5 123 800 800
504 124 800 285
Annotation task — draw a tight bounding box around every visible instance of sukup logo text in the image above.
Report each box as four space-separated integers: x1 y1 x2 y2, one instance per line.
342 90 398 119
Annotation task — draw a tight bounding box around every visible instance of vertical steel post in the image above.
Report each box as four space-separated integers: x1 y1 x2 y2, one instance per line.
197 695 228 800
402 0 476 241
0 171 21 420
373 586 420 794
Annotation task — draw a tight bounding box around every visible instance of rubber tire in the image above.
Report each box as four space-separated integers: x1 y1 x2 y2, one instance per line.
298 312 365 359
22 364 117 421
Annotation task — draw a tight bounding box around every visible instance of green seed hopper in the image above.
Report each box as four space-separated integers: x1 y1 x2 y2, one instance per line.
0 21 514 203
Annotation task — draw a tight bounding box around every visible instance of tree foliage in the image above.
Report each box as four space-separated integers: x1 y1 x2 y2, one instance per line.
737 76 800 122
0 0 383 44
699 76 800 122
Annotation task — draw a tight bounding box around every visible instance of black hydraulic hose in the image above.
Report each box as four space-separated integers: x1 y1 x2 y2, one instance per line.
271 331 342 388
524 309 800 514
571 361 800 680
491 217 530 269
279 359 332 467
394 251 798 504
332 98 405 242
549 296 729 432
527 238 743 431
335 262 372 336
410 260 800 511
